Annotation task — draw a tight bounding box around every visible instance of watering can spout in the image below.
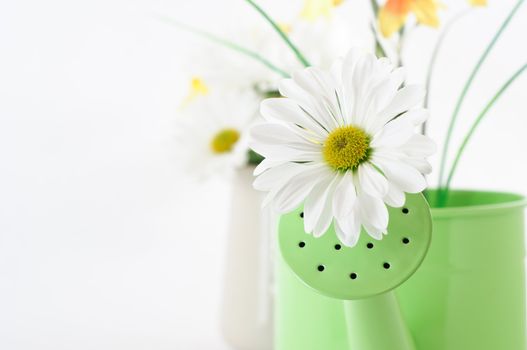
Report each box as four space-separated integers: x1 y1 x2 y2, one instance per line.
344 292 415 350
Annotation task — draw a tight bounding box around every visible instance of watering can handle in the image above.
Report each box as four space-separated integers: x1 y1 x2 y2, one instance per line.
344 291 416 350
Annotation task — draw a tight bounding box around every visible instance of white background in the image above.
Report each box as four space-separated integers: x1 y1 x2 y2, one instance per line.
0 0 526 349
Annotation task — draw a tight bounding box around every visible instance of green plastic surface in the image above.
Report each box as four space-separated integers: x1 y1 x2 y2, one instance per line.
344 292 416 350
275 190 527 350
397 190 527 350
278 193 432 300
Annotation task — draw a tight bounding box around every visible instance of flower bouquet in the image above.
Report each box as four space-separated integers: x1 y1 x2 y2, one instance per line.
167 0 526 349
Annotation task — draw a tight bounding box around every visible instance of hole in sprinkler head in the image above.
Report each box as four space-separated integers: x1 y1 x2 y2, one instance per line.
300 212 304 218
299 241 306 248
317 265 325 272
402 237 410 244
383 262 391 270
350 273 357 280
334 244 342 250
367 242 374 249
402 208 409 214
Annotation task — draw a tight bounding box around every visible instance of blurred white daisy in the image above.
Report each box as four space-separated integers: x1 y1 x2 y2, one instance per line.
290 0 374 70
251 49 436 247
186 0 374 95
176 81 260 180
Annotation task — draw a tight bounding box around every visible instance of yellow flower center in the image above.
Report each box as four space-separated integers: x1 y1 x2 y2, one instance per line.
322 125 371 171
210 128 240 154
181 77 209 107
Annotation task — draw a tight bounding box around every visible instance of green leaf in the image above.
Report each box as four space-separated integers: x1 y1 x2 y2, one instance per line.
437 63 527 207
437 0 524 188
248 149 265 165
157 16 289 77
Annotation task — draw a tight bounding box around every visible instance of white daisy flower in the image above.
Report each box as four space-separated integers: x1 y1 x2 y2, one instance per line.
250 49 436 247
175 86 260 180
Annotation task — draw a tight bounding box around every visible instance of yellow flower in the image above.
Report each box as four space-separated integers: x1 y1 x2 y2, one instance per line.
379 0 442 37
278 22 292 34
181 77 209 107
301 0 345 21
468 0 487 6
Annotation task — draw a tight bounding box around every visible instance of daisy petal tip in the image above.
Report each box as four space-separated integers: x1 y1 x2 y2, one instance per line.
341 235 360 248
259 99 273 114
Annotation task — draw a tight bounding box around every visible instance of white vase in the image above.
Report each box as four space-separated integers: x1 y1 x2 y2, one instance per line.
220 167 275 350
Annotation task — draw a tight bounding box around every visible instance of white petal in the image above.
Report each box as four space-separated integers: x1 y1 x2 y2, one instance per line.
351 53 377 126
371 118 414 148
399 108 430 126
313 177 340 237
363 222 385 240
342 48 363 74
358 163 389 197
403 157 433 174
362 78 399 133
253 162 302 191
250 123 320 150
278 79 335 133
253 158 284 176
398 134 437 158
387 67 406 94
260 98 327 137
373 156 427 193
303 174 337 236
272 164 330 213
293 67 340 121
332 172 356 219
376 85 425 126
250 143 321 162
335 214 361 247
384 184 406 207
357 193 389 240
341 49 362 118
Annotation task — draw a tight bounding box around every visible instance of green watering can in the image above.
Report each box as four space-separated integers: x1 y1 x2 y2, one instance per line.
278 193 432 350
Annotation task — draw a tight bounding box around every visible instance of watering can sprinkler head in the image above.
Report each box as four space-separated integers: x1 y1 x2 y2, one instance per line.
278 192 432 300
278 193 432 349
278 193 432 350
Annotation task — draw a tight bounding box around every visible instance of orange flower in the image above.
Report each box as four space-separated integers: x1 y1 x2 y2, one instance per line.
379 0 442 37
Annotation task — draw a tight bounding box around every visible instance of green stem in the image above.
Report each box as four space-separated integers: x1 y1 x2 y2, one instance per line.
422 9 471 135
370 0 379 14
396 25 407 68
369 0 387 58
437 0 524 190
438 63 527 206
244 0 311 67
157 16 289 77
375 40 387 58
371 23 387 58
